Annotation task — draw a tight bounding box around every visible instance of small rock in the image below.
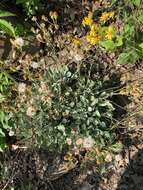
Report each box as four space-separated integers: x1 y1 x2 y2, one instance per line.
78 182 92 190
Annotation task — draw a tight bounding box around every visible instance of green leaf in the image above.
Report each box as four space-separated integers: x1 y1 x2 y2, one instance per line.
117 50 139 65
0 19 15 37
104 131 111 138
110 143 123 153
115 36 123 47
0 128 5 136
3 123 10 129
95 110 101 117
100 137 105 146
0 142 6 152
57 125 66 135
0 10 15 17
0 111 5 124
131 0 141 6
138 14 143 23
100 40 115 50
122 24 135 39
0 94 5 103
117 52 130 65
139 42 143 49
111 0 117 5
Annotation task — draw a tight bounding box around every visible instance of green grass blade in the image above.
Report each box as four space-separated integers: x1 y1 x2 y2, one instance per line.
0 10 15 17
0 19 15 37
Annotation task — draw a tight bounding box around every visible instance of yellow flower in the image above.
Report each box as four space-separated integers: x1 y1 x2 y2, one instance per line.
100 11 115 22
73 35 80 47
86 30 101 45
105 25 114 40
86 35 99 45
90 24 98 32
82 12 93 26
100 12 109 22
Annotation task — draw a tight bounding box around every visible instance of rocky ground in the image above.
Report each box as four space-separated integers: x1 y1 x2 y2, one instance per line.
0 66 143 190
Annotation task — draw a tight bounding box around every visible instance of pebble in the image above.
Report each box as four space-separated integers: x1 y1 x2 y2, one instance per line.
78 182 92 190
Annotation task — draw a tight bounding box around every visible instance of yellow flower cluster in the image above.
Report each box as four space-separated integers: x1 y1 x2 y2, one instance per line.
82 12 93 26
81 11 115 46
82 14 102 45
100 11 114 22
86 24 101 45
86 34 101 45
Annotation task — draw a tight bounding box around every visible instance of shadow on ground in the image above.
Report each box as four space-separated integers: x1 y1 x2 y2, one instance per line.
0 148 81 190
116 149 143 190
